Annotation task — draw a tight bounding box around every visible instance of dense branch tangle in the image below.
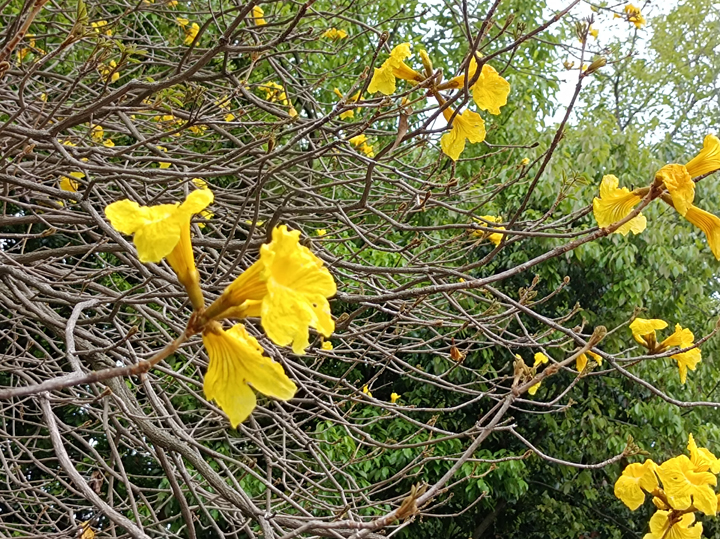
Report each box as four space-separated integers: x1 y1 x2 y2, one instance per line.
0 1 702 538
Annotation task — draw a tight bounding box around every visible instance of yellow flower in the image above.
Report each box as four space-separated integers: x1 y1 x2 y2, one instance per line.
362 385 372 398
687 433 720 474
321 340 333 350
656 164 694 216
252 6 266 26
104 189 213 309
202 321 296 428
167 0 178 6
259 82 290 106
589 27 599 39
528 382 541 396
358 143 374 157
683 204 720 260
390 392 400 403
99 60 120 83
367 43 422 96
576 350 602 372
334 88 362 119
198 209 213 229
80 521 95 539
91 125 104 143
446 58 510 115
643 511 702 539
623 4 646 29
103 138 115 147
685 134 720 178
192 178 208 189
662 324 701 384
322 28 348 40
316 229 327 236
592 174 647 235
533 352 549 367
349 134 367 146
91 20 112 36
176 17 189 27
224 112 236 122
183 22 199 45
472 215 505 246
203 225 336 354
630 318 668 350
614 460 658 510
656 455 717 515
520 157 530 165
59 176 80 192
440 107 486 161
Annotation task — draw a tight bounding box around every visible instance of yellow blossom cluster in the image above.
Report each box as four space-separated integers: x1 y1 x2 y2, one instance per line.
592 135 720 259
615 434 720 538
322 28 348 40
349 134 374 157
104 189 337 427
471 215 505 246
176 17 200 45
258 82 298 117
616 4 646 29
630 318 701 384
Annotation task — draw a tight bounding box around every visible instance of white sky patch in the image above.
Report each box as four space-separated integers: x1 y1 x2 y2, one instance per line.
545 0 678 124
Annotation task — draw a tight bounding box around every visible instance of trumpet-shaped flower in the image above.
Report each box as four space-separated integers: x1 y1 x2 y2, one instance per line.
183 22 200 45
204 225 336 354
440 107 486 161
105 189 213 309
683 204 720 260
660 324 701 384
91 20 112 36
367 43 421 96
685 134 720 178
59 176 81 192
202 321 297 427
322 28 348 40
252 6 266 26
576 350 602 372
656 164 694 216
472 215 505 246
630 318 668 350
390 392 400 403
321 340 333 350
643 511 703 539
259 81 290 106
362 385 372 397
533 352 549 367
447 58 510 115
614 460 659 510
687 433 720 474
592 175 647 235
623 4 646 29
656 455 717 515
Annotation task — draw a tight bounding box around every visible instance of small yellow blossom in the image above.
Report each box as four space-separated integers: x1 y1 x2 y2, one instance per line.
683 204 720 260
358 143 374 157
99 60 120 83
657 455 717 515
183 22 200 45
576 350 602 372
349 134 367 146
104 189 214 309
192 178 208 189
528 382 541 396
157 146 171 169
198 209 213 229
176 17 189 27
592 174 647 235
685 134 720 178
362 385 373 398
472 215 505 246
59 176 80 192
643 511 702 539
91 125 104 143
656 164 694 216
533 353 549 367
390 392 400 403
252 6 266 26
440 107 486 161
321 340 333 350
188 124 207 135
91 20 112 36
316 229 327 236
614 460 658 510
367 43 422 96
322 28 348 40
446 58 510 115
202 321 297 427
202 225 337 354
623 4 646 29
333 88 362 119
589 27 599 39
167 0 178 6
520 157 530 165
630 319 701 383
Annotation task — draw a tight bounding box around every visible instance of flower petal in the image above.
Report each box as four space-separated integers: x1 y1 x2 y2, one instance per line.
656 164 694 216
685 134 720 178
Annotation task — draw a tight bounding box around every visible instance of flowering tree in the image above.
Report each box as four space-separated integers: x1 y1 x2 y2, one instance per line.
2 0 720 538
